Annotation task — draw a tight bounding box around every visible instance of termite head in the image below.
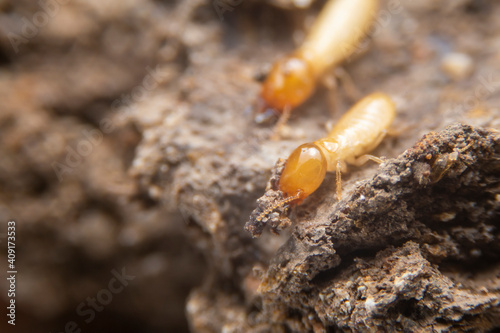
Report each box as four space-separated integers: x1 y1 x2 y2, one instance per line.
256 54 316 120
245 143 327 237
279 142 327 203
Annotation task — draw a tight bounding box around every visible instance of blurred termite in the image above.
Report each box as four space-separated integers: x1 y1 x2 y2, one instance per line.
246 92 395 237
255 0 380 123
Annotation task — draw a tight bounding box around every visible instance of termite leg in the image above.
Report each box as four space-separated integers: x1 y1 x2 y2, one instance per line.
336 161 342 200
348 154 384 167
335 160 347 200
386 124 414 137
321 73 339 116
271 105 292 140
333 67 361 102
336 151 383 200
321 67 361 117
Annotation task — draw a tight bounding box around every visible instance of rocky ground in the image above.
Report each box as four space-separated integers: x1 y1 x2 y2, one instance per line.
0 0 499 332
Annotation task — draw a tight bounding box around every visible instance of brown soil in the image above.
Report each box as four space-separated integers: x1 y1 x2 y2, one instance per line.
0 0 499 332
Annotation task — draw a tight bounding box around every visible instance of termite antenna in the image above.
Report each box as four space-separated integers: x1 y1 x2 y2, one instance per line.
254 191 302 223
246 190 302 237
277 191 302 208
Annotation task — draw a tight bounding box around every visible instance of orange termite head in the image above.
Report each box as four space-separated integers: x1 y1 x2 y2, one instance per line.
278 142 327 204
256 54 316 120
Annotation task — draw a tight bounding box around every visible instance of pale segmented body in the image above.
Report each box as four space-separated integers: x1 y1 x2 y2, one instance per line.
315 92 396 171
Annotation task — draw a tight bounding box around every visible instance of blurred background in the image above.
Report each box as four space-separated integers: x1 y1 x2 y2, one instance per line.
0 0 499 332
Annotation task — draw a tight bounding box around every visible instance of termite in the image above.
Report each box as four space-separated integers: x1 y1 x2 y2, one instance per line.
256 0 379 122
246 92 395 237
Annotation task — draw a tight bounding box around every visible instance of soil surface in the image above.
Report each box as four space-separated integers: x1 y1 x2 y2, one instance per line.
0 0 499 332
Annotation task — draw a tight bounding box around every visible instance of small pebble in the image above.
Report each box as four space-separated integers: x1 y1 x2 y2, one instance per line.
441 52 474 80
